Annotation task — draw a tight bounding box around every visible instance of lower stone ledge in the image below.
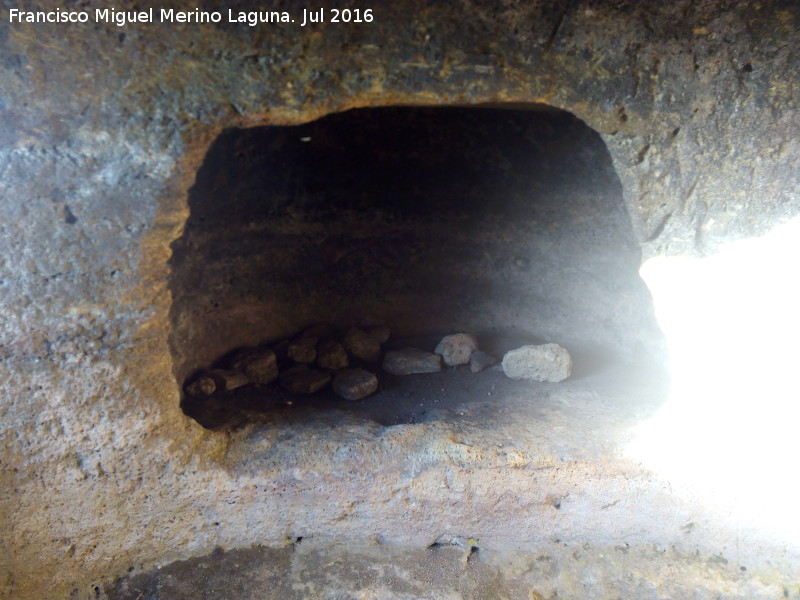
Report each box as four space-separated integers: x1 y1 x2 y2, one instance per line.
105 539 799 600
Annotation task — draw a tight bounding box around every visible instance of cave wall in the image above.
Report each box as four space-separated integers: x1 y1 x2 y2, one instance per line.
0 1 798 598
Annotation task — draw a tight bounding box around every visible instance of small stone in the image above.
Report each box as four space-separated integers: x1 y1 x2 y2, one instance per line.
364 324 391 344
343 327 381 362
382 349 442 375
316 339 349 370
288 337 317 364
209 369 250 391
435 333 479 367
332 368 378 400
279 365 331 394
502 344 572 382
231 348 278 384
469 350 497 373
185 375 216 397
301 323 335 340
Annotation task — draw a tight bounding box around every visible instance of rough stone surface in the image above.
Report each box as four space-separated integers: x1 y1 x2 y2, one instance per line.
342 327 382 363
287 337 317 364
502 344 573 383
383 349 443 375
315 339 349 371
332 368 379 400
469 350 498 373
364 325 391 344
231 348 278 385
185 375 216 397
0 2 798 599
106 541 793 600
209 369 249 392
435 333 479 367
278 366 331 394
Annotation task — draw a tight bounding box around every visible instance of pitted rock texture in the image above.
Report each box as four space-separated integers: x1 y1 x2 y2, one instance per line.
332 368 379 401
208 369 249 392
287 337 317 364
106 542 795 600
435 333 479 367
342 327 382 363
316 339 349 370
0 2 798 599
502 344 573 383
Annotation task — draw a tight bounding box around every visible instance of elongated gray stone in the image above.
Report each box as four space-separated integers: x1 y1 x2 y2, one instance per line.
232 348 278 384
332 368 378 400
382 349 442 375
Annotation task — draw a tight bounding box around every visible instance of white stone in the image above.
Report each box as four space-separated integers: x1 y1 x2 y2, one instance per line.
502 344 572 382
434 333 479 367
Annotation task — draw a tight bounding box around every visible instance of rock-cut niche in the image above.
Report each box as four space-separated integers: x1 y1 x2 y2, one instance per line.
168 105 666 430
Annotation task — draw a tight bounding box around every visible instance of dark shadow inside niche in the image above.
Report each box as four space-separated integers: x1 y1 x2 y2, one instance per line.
169 105 668 431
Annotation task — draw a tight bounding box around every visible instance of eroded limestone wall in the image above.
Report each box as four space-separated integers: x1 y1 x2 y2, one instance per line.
0 1 797 598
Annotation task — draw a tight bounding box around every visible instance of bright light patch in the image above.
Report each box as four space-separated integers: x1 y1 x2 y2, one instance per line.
629 216 800 546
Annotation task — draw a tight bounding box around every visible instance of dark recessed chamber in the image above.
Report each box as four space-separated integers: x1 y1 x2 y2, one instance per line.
168 105 666 429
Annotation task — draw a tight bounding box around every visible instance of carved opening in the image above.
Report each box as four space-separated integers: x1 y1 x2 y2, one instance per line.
168 105 667 430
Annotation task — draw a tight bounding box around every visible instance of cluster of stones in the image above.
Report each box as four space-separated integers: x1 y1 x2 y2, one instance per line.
184 327 574 405
385 334 572 383
184 324 391 401
381 333 497 375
